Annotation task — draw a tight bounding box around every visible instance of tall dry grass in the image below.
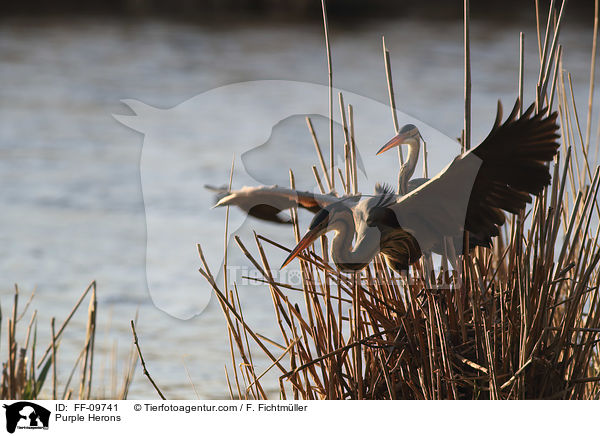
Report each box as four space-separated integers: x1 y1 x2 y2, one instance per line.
199 0 600 399
0 282 138 400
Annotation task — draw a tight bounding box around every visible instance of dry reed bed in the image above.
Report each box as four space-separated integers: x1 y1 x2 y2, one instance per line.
0 282 137 400
199 0 600 399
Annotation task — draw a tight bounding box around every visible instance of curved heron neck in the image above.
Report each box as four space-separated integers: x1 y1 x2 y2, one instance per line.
399 137 421 195
330 217 379 271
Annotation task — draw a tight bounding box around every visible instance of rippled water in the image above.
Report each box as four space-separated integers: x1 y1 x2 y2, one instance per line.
0 17 595 398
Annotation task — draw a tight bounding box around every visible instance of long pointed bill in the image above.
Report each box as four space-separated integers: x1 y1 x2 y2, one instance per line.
376 132 408 155
281 228 321 269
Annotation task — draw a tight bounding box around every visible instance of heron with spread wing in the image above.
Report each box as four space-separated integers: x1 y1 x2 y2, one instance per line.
211 100 560 273
205 184 359 224
282 100 560 272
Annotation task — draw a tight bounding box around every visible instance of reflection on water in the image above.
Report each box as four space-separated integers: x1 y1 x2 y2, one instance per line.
0 17 595 398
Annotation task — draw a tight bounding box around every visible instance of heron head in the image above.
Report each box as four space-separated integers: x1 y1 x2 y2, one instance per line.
281 202 353 268
376 124 421 155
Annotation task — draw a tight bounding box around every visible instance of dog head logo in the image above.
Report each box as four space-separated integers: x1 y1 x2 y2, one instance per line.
113 80 458 319
3 402 50 433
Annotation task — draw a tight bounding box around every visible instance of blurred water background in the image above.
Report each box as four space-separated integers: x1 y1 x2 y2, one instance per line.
0 4 597 398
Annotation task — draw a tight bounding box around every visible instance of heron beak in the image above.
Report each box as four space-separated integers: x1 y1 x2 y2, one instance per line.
280 227 321 269
376 132 408 155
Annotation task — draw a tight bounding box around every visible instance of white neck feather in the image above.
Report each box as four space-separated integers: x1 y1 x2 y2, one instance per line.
399 136 421 194
330 217 380 271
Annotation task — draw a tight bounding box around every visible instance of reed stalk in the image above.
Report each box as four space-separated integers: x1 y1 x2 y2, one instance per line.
0 282 136 400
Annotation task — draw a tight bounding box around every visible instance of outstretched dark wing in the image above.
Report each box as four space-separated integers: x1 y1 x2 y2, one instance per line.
389 99 560 256
465 101 559 245
206 185 350 225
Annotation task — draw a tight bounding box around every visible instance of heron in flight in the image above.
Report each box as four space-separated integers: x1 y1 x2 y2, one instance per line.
211 100 560 273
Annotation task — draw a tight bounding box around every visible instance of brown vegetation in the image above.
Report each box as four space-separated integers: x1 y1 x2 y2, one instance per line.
199 0 600 399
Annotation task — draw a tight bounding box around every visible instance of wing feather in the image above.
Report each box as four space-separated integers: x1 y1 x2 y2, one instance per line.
206 185 348 224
